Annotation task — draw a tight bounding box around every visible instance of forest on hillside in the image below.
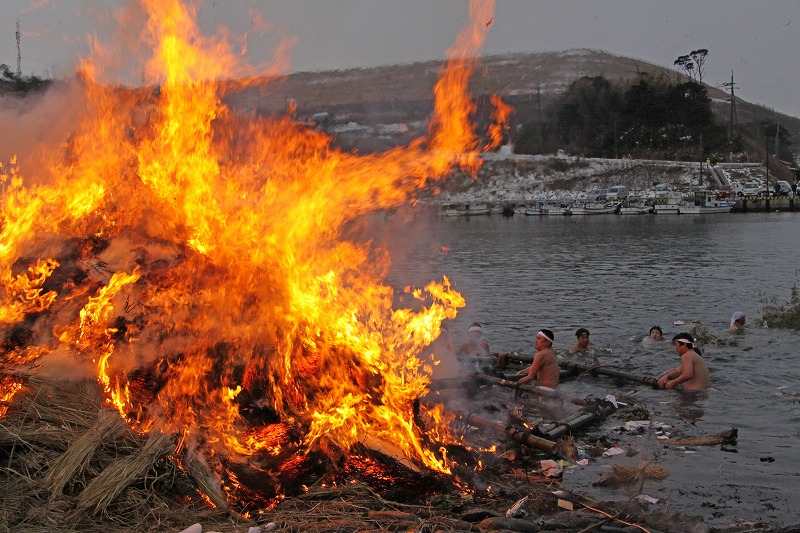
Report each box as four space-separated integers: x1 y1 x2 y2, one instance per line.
511 73 795 173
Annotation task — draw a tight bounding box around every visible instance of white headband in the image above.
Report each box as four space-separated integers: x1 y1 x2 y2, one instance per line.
536 331 553 344
468 325 482 333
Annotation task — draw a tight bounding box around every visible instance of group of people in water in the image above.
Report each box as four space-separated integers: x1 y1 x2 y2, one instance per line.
447 311 747 392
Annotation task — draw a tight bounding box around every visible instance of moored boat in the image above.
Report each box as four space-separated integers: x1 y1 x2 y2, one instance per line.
569 202 620 215
652 193 683 214
618 197 652 215
678 190 733 214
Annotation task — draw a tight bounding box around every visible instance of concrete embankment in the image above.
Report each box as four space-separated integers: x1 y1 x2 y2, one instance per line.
733 196 800 212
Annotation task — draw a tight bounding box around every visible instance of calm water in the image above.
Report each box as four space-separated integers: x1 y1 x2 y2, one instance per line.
377 209 800 528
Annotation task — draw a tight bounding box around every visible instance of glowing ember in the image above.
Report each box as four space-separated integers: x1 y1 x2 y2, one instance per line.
0 0 505 499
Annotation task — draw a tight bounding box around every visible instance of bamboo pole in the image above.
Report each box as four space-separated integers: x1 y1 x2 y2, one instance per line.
559 361 660 388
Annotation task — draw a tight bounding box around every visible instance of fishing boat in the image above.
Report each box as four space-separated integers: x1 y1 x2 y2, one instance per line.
652 192 683 214
569 202 620 215
678 190 733 214
441 203 490 216
520 200 549 215
524 200 571 215
618 198 652 215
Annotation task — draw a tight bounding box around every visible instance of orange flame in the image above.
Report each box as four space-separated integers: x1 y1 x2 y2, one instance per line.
0 0 501 482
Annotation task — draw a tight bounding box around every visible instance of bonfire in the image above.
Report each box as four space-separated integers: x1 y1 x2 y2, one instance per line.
0 0 537 530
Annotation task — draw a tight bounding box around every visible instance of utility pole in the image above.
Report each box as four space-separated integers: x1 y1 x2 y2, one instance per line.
775 120 780 159
16 20 22 77
722 70 739 145
536 85 543 151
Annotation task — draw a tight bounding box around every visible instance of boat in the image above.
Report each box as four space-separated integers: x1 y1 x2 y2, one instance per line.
678 190 733 214
545 204 571 216
521 200 549 216
523 200 570 215
652 193 683 214
569 202 620 215
618 198 652 215
441 203 490 216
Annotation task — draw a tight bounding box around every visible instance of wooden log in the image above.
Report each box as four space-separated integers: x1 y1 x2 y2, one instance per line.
536 399 619 440
421 400 558 453
474 374 587 406
559 361 660 388
493 352 533 364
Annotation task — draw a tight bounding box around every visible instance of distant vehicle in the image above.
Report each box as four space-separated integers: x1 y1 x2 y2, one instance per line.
734 181 768 197
588 189 607 201
776 180 793 196
654 184 670 198
606 185 628 200
716 185 733 199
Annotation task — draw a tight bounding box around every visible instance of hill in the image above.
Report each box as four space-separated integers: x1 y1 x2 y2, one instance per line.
226 49 800 160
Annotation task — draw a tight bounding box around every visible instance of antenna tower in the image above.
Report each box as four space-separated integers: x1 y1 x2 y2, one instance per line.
16 20 22 77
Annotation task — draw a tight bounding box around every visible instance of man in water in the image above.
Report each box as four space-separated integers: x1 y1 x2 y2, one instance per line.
730 311 745 332
657 333 711 391
517 329 560 389
569 328 595 353
642 326 664 346
457 322 490 357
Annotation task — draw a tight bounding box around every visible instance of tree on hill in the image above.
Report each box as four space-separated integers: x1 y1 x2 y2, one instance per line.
674 49 709 83
0 64 51 95
512 73 729 161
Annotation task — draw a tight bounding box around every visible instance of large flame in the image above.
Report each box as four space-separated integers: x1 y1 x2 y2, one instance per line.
0 0 503 481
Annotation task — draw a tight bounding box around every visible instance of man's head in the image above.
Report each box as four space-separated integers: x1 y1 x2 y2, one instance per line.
536 329 554 349
731 311 745 328
468 322 483 340
649 326 663 340
672 332 695 352
575 328 590 346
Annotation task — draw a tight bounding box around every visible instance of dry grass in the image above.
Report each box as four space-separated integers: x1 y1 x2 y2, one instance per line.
592 463 669 487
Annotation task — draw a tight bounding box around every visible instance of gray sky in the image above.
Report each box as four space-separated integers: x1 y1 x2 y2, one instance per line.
2 1 798 117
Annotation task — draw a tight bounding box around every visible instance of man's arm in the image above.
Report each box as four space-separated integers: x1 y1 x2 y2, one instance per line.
517 353 543 384
657 366 681 388
663 355 695 389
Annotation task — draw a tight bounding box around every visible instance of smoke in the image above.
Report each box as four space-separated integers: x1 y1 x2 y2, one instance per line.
0 79 87 185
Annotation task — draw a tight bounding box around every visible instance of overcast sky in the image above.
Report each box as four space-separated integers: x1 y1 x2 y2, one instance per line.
1 1 798 117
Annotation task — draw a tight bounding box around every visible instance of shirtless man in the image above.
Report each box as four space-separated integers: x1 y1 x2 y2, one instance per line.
569 328 596 353
730 311 745 332
457 323 490 357
657 333 711 391
517 329 560 389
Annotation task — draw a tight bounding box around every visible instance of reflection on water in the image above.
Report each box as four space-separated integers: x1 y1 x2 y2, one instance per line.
376 209 800 527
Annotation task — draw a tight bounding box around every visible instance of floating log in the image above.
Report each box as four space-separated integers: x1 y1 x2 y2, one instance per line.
535 398 619 440
666 427 738 446
474 373 587 406
559 361 660 388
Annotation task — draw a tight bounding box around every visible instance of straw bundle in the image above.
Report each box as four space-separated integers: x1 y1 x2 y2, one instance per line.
184 450 230 511
592 463 669 487
44 408 134 496
77 430 175 514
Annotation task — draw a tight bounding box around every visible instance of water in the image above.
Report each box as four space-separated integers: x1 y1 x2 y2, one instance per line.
377 209 800 528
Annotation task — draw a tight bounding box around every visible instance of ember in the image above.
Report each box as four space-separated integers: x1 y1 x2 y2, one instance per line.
0 0 508 521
